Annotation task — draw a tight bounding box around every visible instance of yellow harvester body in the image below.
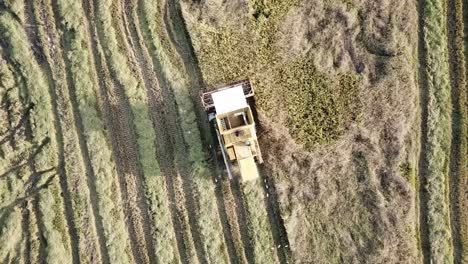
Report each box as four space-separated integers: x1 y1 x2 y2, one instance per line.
201 80 263 182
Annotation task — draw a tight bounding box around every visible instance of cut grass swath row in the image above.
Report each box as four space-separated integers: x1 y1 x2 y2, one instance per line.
0 12 72 264
54 0 134 263
419 0 454 262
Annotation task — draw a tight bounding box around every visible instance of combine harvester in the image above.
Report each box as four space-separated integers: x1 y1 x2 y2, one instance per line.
201 80 263 182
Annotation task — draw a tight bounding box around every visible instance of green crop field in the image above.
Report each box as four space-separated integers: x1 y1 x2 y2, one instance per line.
0 0 466 263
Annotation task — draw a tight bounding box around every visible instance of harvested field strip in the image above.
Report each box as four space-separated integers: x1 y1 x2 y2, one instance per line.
242 179 278 264
447 0 468 262
131 1 194 262
138 1 229 263
419 0 454 262
32 0 105 262
24 1 79 262
228 178 256 264
117 0 181 262
58 0 134 263
92 0 169 262
259 171 291 263
0 12 74 264
220 177 251 264
214 177 242 264
161 5 254 262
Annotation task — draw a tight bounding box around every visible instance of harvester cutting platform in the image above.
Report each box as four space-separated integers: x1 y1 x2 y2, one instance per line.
201 80 263 182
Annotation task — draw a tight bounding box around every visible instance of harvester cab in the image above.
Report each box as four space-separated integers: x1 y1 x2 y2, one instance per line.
200 80 263 182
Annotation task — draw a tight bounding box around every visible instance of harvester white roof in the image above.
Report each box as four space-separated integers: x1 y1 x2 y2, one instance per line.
211 86 248 115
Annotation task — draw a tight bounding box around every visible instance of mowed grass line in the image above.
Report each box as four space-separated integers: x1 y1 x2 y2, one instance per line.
0 12 73 264
446 0 468 262
55 1 134 263
138 2 230 263
420 0 453 262
32 0 104 262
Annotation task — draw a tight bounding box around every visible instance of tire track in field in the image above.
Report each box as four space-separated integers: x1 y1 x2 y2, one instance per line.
416 0 432 262
257 168 291 264
446 0 467 262
22 2 80 262
161 2 259 263
117 1 191 263
46 0 113 263
82 1 157 263
209 132 242 264
218 177 248 264
229 177 257 264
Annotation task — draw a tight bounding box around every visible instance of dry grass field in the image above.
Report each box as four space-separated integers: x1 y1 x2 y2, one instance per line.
0 0 466 263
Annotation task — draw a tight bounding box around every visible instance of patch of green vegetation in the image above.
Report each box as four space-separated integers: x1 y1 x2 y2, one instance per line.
273 59 361 149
